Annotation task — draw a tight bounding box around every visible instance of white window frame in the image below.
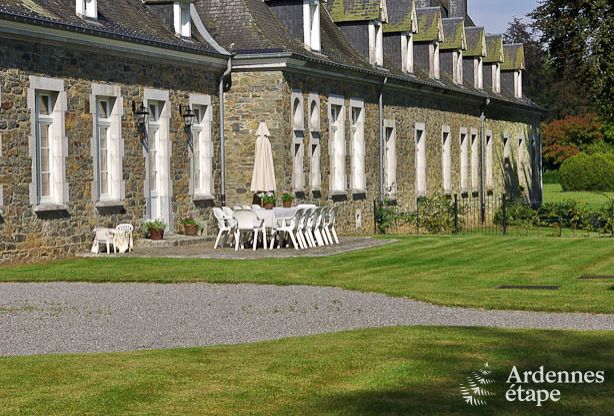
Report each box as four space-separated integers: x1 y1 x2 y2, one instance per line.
492 63 501 94
28 76 68 208
415 122 427 196
518 135 526 173
514 70 523 98
453 50 463 85
328 95 346 194
369 20 384 66
349 98 365 194
470 128 479 193
144 88 172 228
383 119 397 199
485 130 493 191
174 1 191 38
90 83 124 205
503 131 511 162
474 57 483 89
441 125 452 194
303 0 321 52
401 32 414 73
430 42 440 79
76 0 97 19
459 127 469 193
308 93 321 191
189 94 213 199
291 90 305 192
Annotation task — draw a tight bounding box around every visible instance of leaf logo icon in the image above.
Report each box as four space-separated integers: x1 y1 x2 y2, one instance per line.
460 363 496 406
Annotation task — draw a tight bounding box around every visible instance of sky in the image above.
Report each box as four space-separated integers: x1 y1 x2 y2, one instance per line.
468 0 540 34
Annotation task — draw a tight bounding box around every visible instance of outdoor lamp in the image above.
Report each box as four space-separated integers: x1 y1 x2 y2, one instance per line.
180 103 196 151
132 100 150 150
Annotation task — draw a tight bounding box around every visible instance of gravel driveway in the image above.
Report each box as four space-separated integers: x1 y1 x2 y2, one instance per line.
1 282 612 356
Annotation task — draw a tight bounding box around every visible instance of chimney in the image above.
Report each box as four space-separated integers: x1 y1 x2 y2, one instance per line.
449 0 467 19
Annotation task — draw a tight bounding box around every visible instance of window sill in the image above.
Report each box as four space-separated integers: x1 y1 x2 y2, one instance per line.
193 194 214 202
34 203 68 213
95 200 124 209
352 190 367 200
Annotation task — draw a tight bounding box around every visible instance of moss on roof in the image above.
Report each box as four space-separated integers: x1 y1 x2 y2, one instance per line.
413 7 442 42
383 0 416 33
501 43 525 70
484 34 504 63
440 17 465 50
328 0 384 23
464 26 486 57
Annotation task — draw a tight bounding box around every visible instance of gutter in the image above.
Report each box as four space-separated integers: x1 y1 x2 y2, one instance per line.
479 97 491 222
219 57 232 207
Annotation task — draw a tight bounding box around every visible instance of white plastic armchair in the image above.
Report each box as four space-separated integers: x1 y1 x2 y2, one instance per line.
213 208 235 249
329 206 340 244
269 208 303 250
115 223 134 252
233 210 265 251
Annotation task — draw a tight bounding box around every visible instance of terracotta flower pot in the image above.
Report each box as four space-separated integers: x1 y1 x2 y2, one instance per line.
184 223 198 236
283 200 292 208
264 202 274 210
149 229 164 240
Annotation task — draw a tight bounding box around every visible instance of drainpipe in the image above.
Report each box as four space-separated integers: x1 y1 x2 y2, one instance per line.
379 76 388 203
479 97 490 222
219 57 232 207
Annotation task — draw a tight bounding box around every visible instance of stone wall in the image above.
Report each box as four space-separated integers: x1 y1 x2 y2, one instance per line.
0 38 221 263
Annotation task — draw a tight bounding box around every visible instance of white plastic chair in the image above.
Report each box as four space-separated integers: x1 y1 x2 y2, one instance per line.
213 208 235 249
233 210 265 251
302 209 316 248
269 208 303 250
322 207 335 245
311 208 326 246
294 210 309 249
115 223 134 252
92 228 115 254
329 206 340 244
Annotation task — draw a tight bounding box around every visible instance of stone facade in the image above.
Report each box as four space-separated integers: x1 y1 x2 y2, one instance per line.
0 38 221 263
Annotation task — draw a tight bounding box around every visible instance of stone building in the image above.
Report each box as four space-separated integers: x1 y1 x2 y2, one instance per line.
0 0 544 263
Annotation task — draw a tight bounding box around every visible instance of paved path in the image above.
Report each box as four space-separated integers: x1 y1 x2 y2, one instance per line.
1 283 612 356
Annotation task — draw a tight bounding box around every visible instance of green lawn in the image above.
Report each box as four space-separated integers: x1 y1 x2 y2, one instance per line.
1 235 613 313
542 183 614 209
1 326 612 416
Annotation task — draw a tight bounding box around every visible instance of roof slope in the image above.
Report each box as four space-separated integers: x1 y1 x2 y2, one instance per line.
414 7 442 42
484 34 504 63
0 0 223 56
383 0 416 33
328 0 385 23
464 26 486 57
195 0 372 69
440 17 465 50
501 43 525 70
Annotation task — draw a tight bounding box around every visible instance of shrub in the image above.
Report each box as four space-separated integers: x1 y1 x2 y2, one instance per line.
542 114 604 169
559 152 614 191
416 195 457 234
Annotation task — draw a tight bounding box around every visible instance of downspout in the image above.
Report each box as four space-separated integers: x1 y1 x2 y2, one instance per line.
379 76 388 203
219 57 232 207
479 97 490 222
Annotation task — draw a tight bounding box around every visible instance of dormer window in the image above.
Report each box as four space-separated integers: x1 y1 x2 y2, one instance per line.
431 42 440 79
453 50 463 84
492 63 501 93
369 20 384 66
174 1 191 38
303 0 321 52
401 33 414 73
76 0 97 20
474 57 483 89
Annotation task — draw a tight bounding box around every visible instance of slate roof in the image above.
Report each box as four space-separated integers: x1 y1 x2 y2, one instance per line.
383 0 416 33
413 7 442 42
464 26 486 57
328 0 386 23
195 0 372 70
440 17 465 50
501 43 525 70
0 0 226 57
484 34 504 63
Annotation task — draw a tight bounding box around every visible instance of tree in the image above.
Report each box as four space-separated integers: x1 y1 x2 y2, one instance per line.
503 18 550 112
531 0 614 122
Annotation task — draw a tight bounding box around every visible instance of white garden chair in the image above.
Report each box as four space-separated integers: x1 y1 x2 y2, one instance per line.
269 208 303 250
294 209 309 249
115 223 134 253
213 208 235 249
233 210 265 251
329 206 340 244
312 208 326 246
302 208 317 248
91 228 115 254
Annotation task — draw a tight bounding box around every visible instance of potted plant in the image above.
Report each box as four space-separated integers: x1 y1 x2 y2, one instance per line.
144 219 166 240
261 192 276 210
281 192 294 208
180 211 199 236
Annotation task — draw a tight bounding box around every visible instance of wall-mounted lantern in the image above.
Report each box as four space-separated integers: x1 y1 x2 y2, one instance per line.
179 103 196 152
132 100 150 150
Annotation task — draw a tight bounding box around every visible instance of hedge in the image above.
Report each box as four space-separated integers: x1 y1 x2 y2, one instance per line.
559 152 614 191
